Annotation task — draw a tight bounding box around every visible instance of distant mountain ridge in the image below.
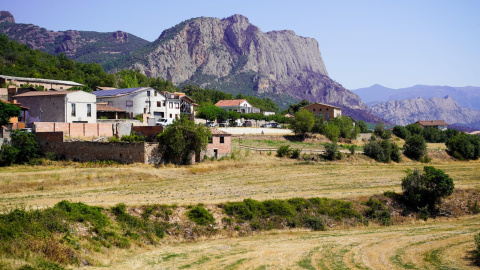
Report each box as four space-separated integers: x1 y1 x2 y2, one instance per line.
371 96 480 129
0 11 149 64
353 84 480 110
0 11 382 122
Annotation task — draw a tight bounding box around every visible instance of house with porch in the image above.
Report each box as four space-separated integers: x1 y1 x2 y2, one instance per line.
415 120 450 131
215 99 260 114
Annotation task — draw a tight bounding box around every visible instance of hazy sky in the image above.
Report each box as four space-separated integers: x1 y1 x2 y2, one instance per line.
2 0 479 90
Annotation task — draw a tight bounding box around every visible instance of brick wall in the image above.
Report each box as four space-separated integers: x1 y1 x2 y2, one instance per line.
205 134 232 158
36 132 64 142
33 122 115 138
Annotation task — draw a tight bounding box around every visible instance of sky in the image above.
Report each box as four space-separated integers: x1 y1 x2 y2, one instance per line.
2 0 479 90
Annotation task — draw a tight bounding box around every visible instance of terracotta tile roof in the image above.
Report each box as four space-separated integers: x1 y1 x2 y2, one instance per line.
1 100 29 110
210 128 231 135
416 120 450 127
302 102 342 110
96 104 125 112
215 99 248 107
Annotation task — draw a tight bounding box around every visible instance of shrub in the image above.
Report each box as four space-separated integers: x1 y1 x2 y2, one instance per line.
323 142 341 160
374 121 385 138
186 205 215 225
302 216 326 231
291 148 302 159
0 144 19 166
364 197 391 226
392 125 410 139
406 123 423 136
363 139 401 163
445 133 480 160
401 166 454 211
277 145 292 157
120 132 145 142
403 134 427 161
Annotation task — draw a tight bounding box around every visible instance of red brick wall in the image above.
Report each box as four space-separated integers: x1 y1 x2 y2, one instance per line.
206 134 231 158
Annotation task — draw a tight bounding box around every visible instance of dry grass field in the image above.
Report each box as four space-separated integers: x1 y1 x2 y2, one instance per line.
1 145 480 269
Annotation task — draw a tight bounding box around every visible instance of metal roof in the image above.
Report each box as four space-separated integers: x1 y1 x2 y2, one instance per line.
93 87 148 97
0 75 83 86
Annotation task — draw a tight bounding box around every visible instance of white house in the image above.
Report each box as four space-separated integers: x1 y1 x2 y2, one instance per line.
94 87 195 122
12 91 97 124
215 99 260 114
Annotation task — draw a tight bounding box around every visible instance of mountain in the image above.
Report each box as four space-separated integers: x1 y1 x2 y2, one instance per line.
0 11 149 64
0 12 381 122
353 84 480 111
108 14 380 121
371 96 480 129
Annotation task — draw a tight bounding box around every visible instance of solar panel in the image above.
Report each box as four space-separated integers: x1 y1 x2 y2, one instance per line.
93 87 145 97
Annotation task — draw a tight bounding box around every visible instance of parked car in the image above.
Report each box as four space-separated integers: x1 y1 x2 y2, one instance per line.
219 121 229 127
205 121 217 127
273 123 282 128
260 123 268 128
155 118 173 127
20 128 33 133
243 121 252 127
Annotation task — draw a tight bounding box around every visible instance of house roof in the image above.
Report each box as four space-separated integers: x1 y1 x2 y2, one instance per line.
93 87 149 97
210 128 232 136
96 86 117 91
284 113 294 118
96 103 126 112
302 102 342 110
1 100 29 110
215 99 249 107
416 120 450 127
13 90 72 97
0 75 83 86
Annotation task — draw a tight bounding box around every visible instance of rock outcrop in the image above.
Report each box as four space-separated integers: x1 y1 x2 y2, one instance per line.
371 96 480 129
123 14 380 121
0 11 148 62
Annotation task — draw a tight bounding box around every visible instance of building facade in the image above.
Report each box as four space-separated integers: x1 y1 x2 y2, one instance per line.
302 102 342 121
215 99 260 114
94 88 195 122
415 120 450 131
13 91 97 124
203 129 232 159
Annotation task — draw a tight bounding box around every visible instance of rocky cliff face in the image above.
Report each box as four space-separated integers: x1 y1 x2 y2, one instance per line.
0 11 148 63
371 96 480 129
123 15 379 121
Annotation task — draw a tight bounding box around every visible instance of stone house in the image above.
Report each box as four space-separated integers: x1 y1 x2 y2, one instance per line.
12 91 97 125
0 75 83 90
94 87 195 123
415 120 450 131
302 102 342 121
215 99 260 114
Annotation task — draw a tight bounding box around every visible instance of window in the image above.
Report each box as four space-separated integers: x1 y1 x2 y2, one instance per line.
220 136 224 144
157 101 161 107
71 103 76 117
145 101 151 106
163 101 166 106
313 108 316 111
208 136 213 144
175 114 178 119
326 108 329 111
87 104 91 117
154 91 157 96
175 103 179 109
126 100 133 107
319 108 322 111
169 113 172 118
169 102 173 108
147 91 150 96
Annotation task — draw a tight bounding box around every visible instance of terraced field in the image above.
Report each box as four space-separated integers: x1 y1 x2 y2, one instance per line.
85 215 480 269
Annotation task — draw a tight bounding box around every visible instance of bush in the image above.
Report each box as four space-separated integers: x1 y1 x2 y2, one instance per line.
445 133 480 160
406 123 423 136
291 148 302 159
0 130 42 166
374 121 385 138
474 233 480 256
401 166 454 211
392 125 410 139
364 197 391 226
323 142 341 160
120 132 145 142
403 134 427 161
186 205 215 225
363 139 401 163
277 145 292 157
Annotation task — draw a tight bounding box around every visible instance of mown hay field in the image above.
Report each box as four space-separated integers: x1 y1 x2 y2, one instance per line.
1 149 480 269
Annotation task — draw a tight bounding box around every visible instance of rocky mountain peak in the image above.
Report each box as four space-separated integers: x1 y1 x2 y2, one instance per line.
223 14 250 26
112 31 129 43
0 11 15 24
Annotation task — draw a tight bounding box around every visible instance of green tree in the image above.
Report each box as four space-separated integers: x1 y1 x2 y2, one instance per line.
401 166 454 211
291 109 315 139
445 133 480 160
403 134 427 161
157 115 211 165
330 116 359 140
406 123 423 136
196 105 225 121
324 122 340 142
374 121 385 138
287 99 311 114
0 100 21 127
392 125 410 139
355 120 368 133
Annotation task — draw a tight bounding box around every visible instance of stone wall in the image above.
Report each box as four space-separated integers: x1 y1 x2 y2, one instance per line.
37 135 161 164
133 126 163 141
